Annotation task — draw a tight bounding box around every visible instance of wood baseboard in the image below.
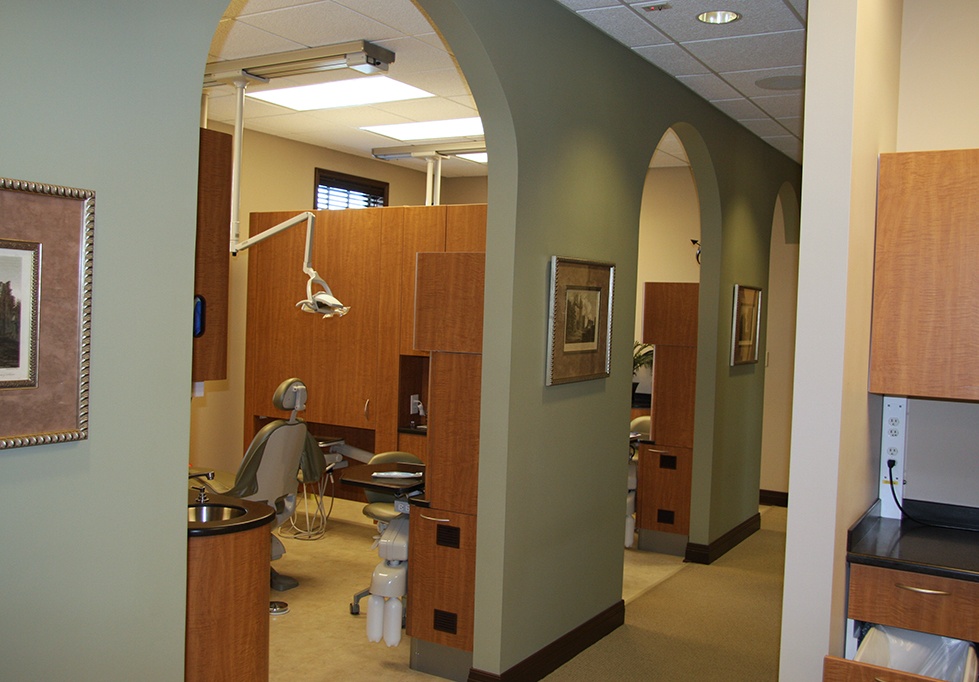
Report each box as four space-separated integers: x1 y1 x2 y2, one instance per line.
684 512 761 565
467 600 624 682
759 489 788 507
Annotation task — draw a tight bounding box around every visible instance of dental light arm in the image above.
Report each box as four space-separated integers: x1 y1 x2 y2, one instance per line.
231 211 349 318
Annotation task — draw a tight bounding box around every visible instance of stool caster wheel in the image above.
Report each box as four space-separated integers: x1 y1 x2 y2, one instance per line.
350 602 360 615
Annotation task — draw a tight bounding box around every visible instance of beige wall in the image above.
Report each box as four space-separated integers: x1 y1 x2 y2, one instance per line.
760 195 799 493
189 124 485 475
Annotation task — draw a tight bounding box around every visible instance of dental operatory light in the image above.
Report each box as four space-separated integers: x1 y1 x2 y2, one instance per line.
231 212 349 318
247 76 434 111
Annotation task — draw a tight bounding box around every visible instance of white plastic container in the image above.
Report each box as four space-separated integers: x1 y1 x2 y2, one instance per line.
854 625 977 682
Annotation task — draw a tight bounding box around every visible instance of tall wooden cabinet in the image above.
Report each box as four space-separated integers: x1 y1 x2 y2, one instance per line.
192 128 232 382
869 148 979 400
243 204 485 468
636 282 698 540
407 251 484 652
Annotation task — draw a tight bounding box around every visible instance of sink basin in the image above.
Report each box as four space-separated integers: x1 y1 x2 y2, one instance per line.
188 503 246 523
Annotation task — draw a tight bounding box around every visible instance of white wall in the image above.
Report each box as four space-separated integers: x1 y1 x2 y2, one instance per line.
780 0 902 678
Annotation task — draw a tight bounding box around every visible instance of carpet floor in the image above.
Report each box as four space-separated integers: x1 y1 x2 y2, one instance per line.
543 505 787 681
269 496 784 681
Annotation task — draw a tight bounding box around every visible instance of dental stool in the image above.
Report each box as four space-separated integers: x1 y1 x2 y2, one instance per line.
350 450 423 647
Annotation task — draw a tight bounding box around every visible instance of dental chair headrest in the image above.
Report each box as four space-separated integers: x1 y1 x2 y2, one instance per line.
272 378 307 413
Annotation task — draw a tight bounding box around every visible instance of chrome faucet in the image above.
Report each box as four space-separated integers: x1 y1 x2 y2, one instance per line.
189 471 214 504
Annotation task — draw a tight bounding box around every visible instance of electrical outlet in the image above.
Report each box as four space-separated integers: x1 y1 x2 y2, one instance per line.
879 397 907 519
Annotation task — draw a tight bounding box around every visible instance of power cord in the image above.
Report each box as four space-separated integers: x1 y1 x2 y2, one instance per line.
885 459 974 533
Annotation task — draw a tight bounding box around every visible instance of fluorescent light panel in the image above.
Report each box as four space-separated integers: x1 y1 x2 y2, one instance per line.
362 117 483 142
246 76 434 111
456 152 488 164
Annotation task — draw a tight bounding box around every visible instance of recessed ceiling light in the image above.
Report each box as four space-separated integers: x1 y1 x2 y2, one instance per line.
362 117 484 142
246 76 434 111
697 10 741 24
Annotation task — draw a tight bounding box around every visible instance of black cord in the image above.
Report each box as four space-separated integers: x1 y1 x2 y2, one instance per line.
886 459 975 533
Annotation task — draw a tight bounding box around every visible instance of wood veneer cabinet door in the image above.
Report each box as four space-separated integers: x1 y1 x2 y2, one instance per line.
651 345 696 448
407 506 476 651
400 206 445 356
636 444 692 534
643 282 698 347
445 203 487 252
244 209 380 431
414 252 485 354
192 128 232 382
870 148 979 399
427 352 480 515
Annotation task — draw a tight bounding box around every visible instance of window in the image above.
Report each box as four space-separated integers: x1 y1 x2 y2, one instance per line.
314 169 388 210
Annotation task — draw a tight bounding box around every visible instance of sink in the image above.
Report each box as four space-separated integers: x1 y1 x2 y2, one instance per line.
188 503 246 523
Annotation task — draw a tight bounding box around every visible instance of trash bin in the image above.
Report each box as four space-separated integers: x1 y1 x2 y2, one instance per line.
854 625 977 682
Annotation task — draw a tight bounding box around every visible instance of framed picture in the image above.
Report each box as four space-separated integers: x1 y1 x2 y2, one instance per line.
0 178 94 449
731 284 762 366
546 256 615 386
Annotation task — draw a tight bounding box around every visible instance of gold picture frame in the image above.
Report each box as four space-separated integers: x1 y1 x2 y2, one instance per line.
0 178 94 449
546 256 615 386
731 284 762 366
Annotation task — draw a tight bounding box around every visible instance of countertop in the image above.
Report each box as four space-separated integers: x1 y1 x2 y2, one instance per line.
847 500 979 582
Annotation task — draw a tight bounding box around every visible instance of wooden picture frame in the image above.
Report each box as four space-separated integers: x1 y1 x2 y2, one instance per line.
731 284 762 366
0 178 94 449
546 256 614 386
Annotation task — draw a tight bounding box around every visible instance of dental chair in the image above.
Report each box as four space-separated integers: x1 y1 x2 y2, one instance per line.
191 377 324 596
350 450 423 647
626 416 650 548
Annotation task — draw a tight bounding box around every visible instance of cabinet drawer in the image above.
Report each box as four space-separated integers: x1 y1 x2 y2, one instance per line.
848 564 979 642
823 655 943 682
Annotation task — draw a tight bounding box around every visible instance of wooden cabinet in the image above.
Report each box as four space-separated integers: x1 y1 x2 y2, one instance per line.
407 507 477 651
827 563 979 681
848 564 979 644
869 148 979 399
242 205 485 454
244 209 387 436
636 444 692 534
192 127 232 382
407 251 483 653
637 282 697 538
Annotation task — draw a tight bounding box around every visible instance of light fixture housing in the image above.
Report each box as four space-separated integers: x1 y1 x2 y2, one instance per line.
372 139 487 161
697 10 741 24
203 40 394 88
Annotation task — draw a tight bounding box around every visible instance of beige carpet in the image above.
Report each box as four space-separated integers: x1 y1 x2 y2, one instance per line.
269 495 782 681
544 506 787 681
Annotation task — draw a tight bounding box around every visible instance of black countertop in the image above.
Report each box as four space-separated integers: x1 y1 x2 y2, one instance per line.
847 500 979 582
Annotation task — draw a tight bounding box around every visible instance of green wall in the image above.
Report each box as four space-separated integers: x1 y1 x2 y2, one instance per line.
418 0 801 674
0 2 225 679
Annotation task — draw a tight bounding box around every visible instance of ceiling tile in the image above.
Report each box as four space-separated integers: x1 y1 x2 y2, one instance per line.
719 66 805 98
709 97 768 120
778 116 803 136
376 36 458 74
752 92 803 118
677 73 741 100
632 43 709 76
578 6 670 47
333 0 438 36
738 117 796 139
762 134 803 159
238 2 401 47
682 30 805 73
628 0 803 42
210 18 305 61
